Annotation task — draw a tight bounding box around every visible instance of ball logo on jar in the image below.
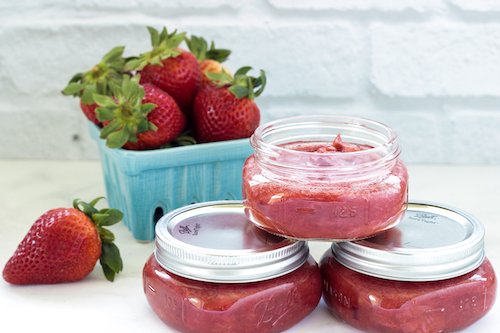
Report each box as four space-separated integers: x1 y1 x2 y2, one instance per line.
254 287 300 327
177 223 201 236
323 280 351 308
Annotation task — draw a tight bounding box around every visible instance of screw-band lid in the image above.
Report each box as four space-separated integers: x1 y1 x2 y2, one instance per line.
155 201 309 283
332 202 485 281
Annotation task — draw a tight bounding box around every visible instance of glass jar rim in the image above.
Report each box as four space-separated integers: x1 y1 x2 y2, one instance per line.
251 115 401 175
253 115 398 155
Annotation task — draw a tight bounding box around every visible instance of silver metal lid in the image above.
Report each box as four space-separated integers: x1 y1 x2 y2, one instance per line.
154 201 309 283
332 202 485 281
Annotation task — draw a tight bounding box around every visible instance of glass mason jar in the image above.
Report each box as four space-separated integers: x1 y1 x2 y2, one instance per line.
143 201 322 333
243 115 409 240
320 202 497 333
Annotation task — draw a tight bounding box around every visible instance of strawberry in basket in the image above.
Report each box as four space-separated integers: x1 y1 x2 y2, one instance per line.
62 46 126 126
185 35 231 88
193 67 266 143
93 75 186 150
126 27 201 116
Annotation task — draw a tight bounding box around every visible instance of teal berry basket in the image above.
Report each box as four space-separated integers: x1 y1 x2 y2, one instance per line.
89 124 253 241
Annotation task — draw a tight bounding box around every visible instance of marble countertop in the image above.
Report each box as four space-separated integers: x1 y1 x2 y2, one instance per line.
1 161 498 333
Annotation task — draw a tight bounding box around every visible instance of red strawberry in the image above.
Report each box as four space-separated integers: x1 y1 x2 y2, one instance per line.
185 35 231 88
126 27 201 115
193 67 266 143
62 46 127 125
3 198 123 285
79 101 99 125
123 83 187 150
94 75 186 150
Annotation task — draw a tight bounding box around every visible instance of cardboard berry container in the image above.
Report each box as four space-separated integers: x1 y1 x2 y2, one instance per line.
89 124 253 241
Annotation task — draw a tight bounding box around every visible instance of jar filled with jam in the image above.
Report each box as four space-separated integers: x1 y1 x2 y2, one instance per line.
143 201 322 333
321 202 497 333
243 115 408 240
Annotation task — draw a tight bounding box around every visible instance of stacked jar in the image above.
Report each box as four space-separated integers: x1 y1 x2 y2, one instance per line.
143 115 496 333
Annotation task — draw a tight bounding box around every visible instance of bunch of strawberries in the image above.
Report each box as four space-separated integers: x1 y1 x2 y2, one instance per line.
62 26 266 150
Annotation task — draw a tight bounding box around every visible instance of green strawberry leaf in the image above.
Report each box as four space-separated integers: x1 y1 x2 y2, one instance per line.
81 85 97 104
101 242 123 274
97 226 115 243
124 58 144 71
206 71 233 86
89 196 105 207
68 72 84 83
95 106 116 122
100 261 116 282
234 66 252 77
140 103 156 115
125 26 185 71
224 66 267 100
93 94 116 107
73 198 98 216
147 26 161 47
228 85 249 99
106 127 131 148
92 208 123 226
102 46 125 63
72 197 124 282
62 82 85 96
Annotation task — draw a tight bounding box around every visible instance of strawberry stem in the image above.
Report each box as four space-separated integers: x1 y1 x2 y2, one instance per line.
73 198 124 282
207 66 266 100
125 26 185 71
93 75 157 149
62 46 127 105
185 35 231 63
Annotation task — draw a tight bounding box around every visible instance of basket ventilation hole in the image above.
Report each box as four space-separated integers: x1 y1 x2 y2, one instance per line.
153 207 164 226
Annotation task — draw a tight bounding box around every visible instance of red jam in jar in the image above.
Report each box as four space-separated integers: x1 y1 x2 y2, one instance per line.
321 202 497 333
243 115 408 240
143 201 322 333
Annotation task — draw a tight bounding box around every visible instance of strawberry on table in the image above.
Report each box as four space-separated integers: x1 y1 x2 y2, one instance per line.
94 75 186 150
126 27 201 116
3 198 123 285
185 35 231 88
193 66 266 143
62 46 126 125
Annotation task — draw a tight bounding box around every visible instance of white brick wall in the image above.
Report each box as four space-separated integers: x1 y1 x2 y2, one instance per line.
1 0 499 163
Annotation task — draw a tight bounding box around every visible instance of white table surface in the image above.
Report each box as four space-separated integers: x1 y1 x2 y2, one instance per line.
0 161 498 333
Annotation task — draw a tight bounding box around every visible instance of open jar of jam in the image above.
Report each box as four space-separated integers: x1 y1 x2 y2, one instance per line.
242 115 408 240
143 201 322 333
320 202 497 333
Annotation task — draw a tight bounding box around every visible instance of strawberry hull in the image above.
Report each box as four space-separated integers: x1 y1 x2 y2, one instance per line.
89 124 252 241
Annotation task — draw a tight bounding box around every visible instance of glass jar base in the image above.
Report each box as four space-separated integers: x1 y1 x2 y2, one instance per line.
246 207 404 242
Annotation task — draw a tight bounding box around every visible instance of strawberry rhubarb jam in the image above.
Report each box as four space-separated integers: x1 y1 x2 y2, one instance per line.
143 201 321 333
321 202 497 333
243 115 408 240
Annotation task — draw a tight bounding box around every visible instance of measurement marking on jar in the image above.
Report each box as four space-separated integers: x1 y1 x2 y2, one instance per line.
254 287 300 327
330 203 358 219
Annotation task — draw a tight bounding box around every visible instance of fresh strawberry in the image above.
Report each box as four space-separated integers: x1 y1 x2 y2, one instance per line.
3 198 123 285
79 101 99 124
193 67 266 143
185 35 231 88
126 27 201 115
94 75 186 150
62 46 127 125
